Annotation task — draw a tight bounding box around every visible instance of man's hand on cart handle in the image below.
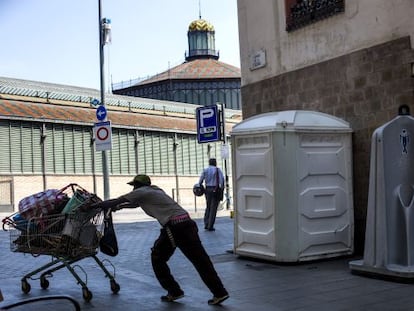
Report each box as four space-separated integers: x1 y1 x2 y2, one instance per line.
103 202 135 218
91 197 137 214
91 197 127 211
114 202 136 211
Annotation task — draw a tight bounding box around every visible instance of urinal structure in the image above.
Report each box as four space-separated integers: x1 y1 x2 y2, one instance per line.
350 105 414 279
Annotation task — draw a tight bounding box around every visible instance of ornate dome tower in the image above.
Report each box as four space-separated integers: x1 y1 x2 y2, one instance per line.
112 13 241 110
186 18 219 61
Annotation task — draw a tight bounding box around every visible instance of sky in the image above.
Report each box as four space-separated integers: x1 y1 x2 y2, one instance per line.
0 0 240 90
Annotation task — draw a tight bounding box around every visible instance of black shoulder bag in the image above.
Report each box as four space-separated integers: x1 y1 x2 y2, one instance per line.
215 168 224 201
99 211 119 256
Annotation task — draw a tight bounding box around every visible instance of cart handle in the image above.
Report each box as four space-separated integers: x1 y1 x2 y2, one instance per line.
1 295 80 310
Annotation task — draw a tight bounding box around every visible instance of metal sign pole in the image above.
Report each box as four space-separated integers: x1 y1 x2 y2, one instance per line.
173 133 180 204
98 0 110 200
220 103 230 210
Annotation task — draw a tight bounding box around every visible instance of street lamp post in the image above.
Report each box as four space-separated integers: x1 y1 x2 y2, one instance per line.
98 0 110 200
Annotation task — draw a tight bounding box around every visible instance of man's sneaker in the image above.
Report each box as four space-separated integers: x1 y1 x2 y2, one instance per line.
208 294 229 305
160 293 184 302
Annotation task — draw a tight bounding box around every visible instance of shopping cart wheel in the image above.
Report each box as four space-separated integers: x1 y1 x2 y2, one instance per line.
21 280 31 294
110 280 120 294
40 276 50 290
82 288 93 302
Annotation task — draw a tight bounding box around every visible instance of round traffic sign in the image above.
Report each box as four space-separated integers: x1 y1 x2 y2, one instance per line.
96 126 109 141
96 105 107 121
94 121 112 151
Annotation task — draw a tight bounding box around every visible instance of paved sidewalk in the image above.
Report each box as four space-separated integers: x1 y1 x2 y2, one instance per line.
1 216 414 310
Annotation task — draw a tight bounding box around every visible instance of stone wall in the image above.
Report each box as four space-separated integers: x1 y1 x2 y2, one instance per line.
240 36 414 253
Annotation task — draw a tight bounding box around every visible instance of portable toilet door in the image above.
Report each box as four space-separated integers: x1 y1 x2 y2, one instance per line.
231 110 354 262
231 127 277 260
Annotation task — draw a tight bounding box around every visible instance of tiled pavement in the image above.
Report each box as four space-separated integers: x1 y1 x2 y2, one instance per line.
1 215 414 310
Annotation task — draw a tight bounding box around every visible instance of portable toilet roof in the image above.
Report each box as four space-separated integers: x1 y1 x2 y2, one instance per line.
231 110 352 134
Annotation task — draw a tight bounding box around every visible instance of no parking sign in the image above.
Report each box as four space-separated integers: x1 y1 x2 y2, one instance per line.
94 121 112 151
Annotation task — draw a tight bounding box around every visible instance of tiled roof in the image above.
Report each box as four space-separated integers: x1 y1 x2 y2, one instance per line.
0 99 197 132
0 98 240 133
0 76 241 133
136 59 241 86
0 76 241 119
0 76 202 116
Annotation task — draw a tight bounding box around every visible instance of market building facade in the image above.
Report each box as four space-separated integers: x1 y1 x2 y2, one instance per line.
0 77 241 219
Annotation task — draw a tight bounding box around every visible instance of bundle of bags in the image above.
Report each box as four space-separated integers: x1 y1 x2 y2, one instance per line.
12 186 100 231
18 189 69 220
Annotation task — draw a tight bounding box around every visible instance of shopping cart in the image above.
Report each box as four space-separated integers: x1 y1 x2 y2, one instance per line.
2 184 120 302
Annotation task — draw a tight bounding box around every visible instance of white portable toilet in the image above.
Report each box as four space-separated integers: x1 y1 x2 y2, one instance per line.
349 105 414 279
231 110 354 262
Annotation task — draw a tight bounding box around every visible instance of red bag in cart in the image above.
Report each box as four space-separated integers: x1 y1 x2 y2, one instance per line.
18 189 68 219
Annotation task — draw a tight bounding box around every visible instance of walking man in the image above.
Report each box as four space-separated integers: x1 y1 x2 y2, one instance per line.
92 174 229 305
198 158 224 231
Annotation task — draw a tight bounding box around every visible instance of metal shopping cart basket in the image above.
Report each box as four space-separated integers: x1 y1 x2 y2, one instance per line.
2 184 120 302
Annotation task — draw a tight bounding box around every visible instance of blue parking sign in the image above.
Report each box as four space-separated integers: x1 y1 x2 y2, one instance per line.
196 105 221 143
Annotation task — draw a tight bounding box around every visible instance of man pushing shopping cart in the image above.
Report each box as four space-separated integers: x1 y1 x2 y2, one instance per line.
91 174 229 306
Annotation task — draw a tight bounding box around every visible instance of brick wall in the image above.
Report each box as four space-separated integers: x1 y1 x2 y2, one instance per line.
240 36 414 254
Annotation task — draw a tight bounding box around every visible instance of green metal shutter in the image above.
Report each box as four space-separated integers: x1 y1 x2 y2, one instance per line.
73 127 85 174
0 121 10 172
10 122 22 173
152 132 161 174
44 124 54 173
120 129 129 174
31 124 42 173
110 129 121 174
21 124 33 172
126 130 137 174
181 135 190 175
199 90 207 106
231 89 239 110
139 132 148 174
0 121 10 173
110 128 133 175
53 125 65 173
63 125 75 174
211 89 218 104
94 148 103 174
143 132 153 174
175 134 183 175
83 128 93 174
199 143 206 174
118 129 129 175
218 90 226 105
226 92 232 109
166 134 175 175
160 133 169 174
188 137 197 174
137 131 145 174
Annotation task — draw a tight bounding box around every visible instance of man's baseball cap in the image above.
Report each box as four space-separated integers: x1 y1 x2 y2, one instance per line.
127 174 151 186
